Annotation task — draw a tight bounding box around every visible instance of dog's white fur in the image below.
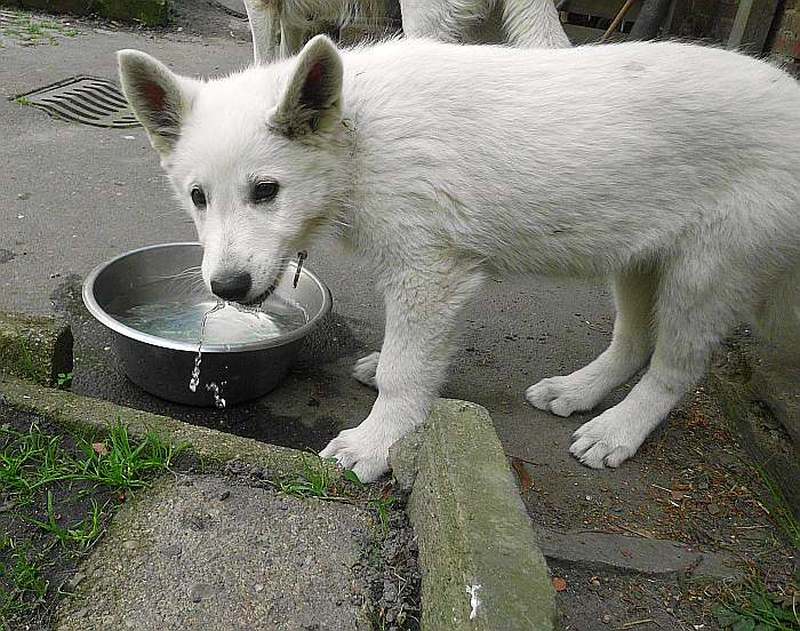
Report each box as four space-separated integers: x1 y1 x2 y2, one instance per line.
399 0 570 48
243 0 569 63
244 0 389 61
118 37 800 482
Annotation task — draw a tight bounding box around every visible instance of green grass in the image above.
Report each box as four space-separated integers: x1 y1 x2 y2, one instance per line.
56 372 72 390
712 460 800 630
28 493 104 552
264 455 399 535
754 463 800 550
0 539 48 622
268 454 346 499
15 340 37 382
715 579 800 630
0 420 182 625
0 10 79 45
370 495 397 535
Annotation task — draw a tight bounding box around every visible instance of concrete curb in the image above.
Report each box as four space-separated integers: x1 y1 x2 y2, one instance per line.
0 312 72 388
0 375 326 479
391 400 558 631
536 528 741 580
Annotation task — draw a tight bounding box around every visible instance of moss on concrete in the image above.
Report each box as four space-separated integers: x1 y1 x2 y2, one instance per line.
393 399 558 631
0 312 72 387
0 375 330 479
95 0 169 25
0 0 170 26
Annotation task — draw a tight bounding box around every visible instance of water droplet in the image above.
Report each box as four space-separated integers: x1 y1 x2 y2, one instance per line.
188 300 225 392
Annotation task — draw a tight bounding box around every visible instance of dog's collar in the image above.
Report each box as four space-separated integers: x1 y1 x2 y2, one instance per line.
293 250 308 288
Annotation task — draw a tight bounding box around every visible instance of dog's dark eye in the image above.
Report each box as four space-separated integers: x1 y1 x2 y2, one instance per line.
190 186 207 209
252 181 279 204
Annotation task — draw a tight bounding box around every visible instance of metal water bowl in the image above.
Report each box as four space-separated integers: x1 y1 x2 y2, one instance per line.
82 242 332 406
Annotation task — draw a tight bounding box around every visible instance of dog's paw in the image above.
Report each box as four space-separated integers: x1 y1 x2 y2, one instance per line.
319 423 389 482
352 352 380 389
569 410 643 469
525 376 591 417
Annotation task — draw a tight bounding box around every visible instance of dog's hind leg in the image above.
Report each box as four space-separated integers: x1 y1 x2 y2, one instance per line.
526 266 657 416
321 263 486 481
570 254 748 468
353 351 380 388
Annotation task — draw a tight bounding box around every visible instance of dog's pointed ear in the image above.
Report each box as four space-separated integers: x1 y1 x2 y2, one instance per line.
271 35 343 138
117 49 198 155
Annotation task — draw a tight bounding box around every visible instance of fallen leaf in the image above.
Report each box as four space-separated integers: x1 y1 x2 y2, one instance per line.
552 577 568 592
92 442 109 456
510 458 534 493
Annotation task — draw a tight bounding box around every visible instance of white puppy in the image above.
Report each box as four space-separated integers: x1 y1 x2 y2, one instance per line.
117 37 800 481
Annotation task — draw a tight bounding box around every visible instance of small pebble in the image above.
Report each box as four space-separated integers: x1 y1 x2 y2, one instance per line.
68 572 86 589
188 583 210 603
602 614 611 624
589 579 601 590
218 490 231 501
254 583 264 593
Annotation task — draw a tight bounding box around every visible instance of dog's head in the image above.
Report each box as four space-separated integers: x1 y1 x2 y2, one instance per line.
117 36 348 303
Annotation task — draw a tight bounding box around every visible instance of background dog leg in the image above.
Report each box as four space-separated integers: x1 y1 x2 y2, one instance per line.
320 264 485 481
526 266 657 416
243 0 283 63
501 0 572 48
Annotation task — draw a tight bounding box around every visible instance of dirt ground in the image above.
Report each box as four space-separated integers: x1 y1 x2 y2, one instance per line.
0 407 125 630
519 385 799 630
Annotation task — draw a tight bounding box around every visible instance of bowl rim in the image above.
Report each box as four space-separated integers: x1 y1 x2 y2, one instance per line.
82 242 333 353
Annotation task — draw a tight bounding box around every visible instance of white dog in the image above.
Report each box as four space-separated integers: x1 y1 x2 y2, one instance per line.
243 0 391 61
399 0 570 47
117 36 800 481
243 0 569 62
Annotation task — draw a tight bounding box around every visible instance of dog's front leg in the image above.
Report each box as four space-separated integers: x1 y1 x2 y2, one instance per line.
320 264 485 482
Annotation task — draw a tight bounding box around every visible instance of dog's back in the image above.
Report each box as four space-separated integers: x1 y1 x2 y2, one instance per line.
332 40 800 277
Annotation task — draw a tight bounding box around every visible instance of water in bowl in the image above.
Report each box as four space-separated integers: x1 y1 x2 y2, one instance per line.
113 296 307 346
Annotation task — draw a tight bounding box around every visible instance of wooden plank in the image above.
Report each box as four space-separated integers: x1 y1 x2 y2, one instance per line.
727 0 782 53
563 22 630 43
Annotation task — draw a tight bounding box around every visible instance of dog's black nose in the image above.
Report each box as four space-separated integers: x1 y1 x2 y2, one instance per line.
210 272 252 302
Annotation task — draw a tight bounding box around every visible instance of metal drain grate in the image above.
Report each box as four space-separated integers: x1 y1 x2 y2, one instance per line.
15 76 140 129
